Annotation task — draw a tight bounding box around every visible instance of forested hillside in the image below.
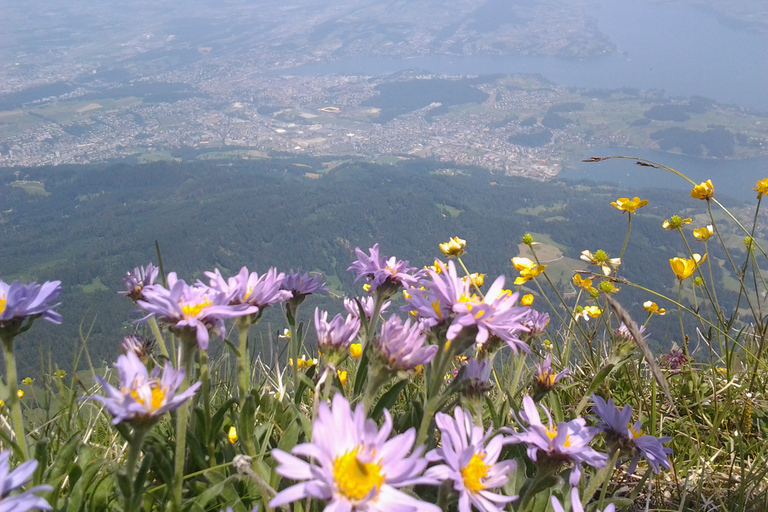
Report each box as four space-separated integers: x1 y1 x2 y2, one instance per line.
0 155 749 375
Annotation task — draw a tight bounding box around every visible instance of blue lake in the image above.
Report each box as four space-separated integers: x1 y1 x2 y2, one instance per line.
286 0 768 197
290 0 768 112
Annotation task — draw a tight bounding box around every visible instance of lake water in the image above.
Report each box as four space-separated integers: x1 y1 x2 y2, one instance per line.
560 147 768 203
291 0 768 112
286 0 768 197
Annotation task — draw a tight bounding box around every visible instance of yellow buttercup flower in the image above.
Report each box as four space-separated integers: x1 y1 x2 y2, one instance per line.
521 294 534 306
692 225 713 241
511 257 547 285
337 370 348 386
662 216 692 230
468 273 484 288
439 237 466 258
585 306 602 317
228 426 238 444
670 253 707 280
611 196 648 213
753 178 768 198
362 283 371 292
580 250 621 276
643 301 666 316
572 274 593 290
349 343 362 359
21 377 33 386
16 390 23 399
690 179 714 200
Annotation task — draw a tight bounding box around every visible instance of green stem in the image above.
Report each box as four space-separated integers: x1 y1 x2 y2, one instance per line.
618 212 632 262
123 427 148 512
456 256 485 300
148 317 170 360
171 337 196 512
236 319 251 400
199 350 215 467
2 334 28 460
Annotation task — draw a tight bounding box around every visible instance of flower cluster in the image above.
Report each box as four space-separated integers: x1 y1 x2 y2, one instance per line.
348 244 422 294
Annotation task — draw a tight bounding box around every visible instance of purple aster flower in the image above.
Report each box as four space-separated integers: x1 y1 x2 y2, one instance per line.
551 487 615 512
449 275 530 354
270 393 439 512
138 273 257 350
314 308 360 352
521 309 549 340
405 261 529 354
348 244 422 294
0 450 52 512
120 334 155 364
613 322 647 341
281 270 327 299
456 358 493 396
403 260 465 328
505 396 607 485
89 351 201 427
425 407 517 512
344 296 390 321
533 354 568 393
206 267 291 310
591 394 672 475
375 315 438 372
0 280 62 336
118 263 159 302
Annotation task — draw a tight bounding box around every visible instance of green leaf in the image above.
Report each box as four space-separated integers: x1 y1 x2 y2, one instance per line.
277 420 301 454
209 398 237 444
371 379 408 422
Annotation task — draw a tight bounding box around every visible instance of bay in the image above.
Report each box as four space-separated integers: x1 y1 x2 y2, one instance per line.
560 146 768 203
289 0 768 111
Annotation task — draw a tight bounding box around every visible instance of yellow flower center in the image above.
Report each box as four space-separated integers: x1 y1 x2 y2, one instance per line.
130 380 167 412
431 299 443 318
0 293 6 315
180 297 212 318
332 448 384 501
461 453 489 493
545 427 571 446
628 423 643 439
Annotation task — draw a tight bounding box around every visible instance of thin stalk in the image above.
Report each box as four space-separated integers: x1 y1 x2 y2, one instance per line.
236 319 251 400
123 427 148 512
148 317 170 360
456 256 485 300
618 212 632 262
2 335 28 460
171 337 196 512
199 350 215 467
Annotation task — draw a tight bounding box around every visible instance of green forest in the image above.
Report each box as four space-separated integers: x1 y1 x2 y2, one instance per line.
0 155 753 376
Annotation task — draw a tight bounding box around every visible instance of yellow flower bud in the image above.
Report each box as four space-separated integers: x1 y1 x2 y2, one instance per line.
350 343 362 359
690 179 714 200
16 390 23 399
228 426 238 444
439 236 466 258
521 294 534 306
337 370 348 386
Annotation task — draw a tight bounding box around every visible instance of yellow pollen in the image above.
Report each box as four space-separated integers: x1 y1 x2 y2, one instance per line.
244 286 253 300
628 423 643 439
332 448 384 501
130 381 167 412
461 453 489 493
546 427 558 440
431 299 442 319
180 297 212 318
0 293 6 315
